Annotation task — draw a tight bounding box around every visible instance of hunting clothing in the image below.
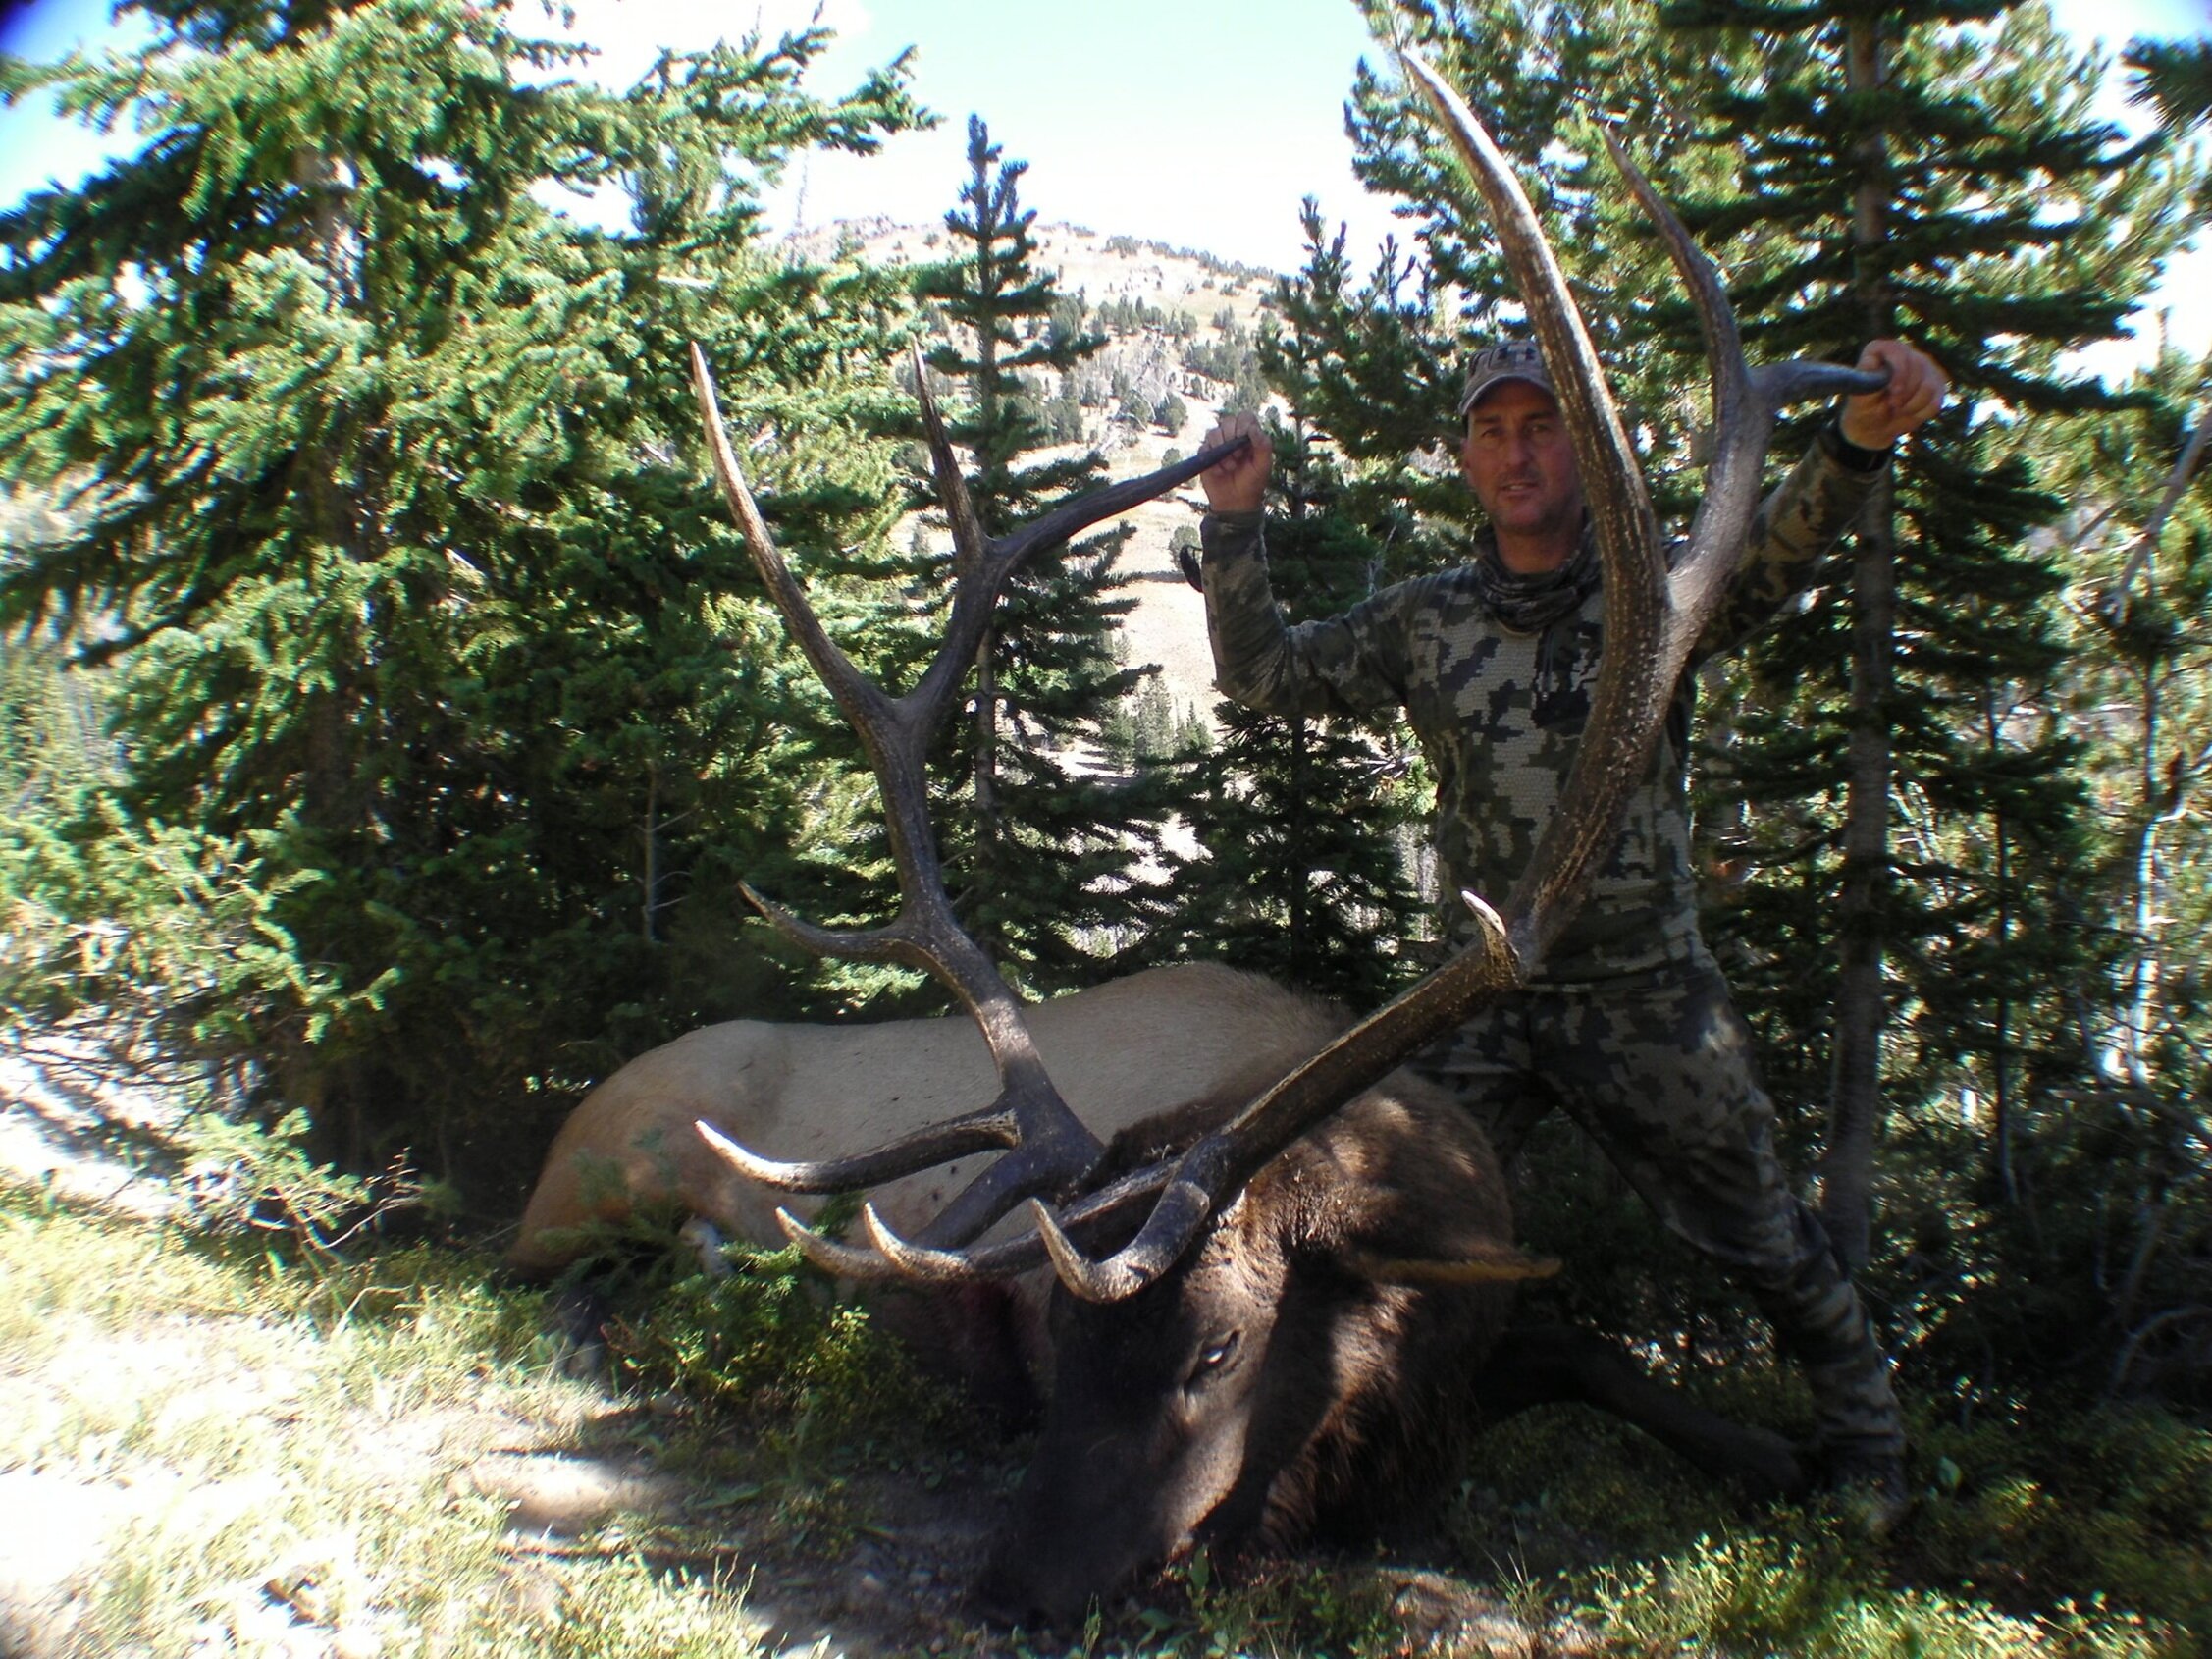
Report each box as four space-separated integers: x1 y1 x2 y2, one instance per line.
1197 424 1905 1464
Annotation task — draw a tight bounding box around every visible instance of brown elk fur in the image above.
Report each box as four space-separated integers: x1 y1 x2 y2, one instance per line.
974 1071 1527 1621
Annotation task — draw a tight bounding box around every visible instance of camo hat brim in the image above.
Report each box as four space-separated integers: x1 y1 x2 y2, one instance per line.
1455 341 1555 418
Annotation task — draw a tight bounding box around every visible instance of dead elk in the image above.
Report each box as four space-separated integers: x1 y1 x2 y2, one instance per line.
977 1080 1805 1626
508 964 1805 1623
580 21 1891 1622
505 961 1388 1401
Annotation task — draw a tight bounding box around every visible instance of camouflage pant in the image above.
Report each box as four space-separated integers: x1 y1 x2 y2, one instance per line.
1414 944 1903 1460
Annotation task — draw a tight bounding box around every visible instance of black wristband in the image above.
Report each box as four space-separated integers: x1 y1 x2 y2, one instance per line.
1822 418 1891 473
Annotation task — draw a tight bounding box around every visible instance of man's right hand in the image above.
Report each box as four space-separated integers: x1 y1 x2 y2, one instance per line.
1199 411 1273 513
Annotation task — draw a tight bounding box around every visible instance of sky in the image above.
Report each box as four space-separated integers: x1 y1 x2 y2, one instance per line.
0 0 2206 370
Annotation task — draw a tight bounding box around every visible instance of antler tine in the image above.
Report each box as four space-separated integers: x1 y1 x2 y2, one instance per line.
696 1114 1018 1196
904 432 1251 728
913 342 991 592
990 443 1251 569
1593 122 1771 668
1597 125 1749 428
737 880 912 964
1396 54 1660 622
768 1162 1182 1282
775 1205 910 1278
691 345 898 755
1592 128 1889 649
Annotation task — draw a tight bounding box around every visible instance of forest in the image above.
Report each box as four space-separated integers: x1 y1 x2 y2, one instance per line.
2 0 2210 1652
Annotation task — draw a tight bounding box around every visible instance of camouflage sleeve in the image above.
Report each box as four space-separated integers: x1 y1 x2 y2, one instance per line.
1694 424 1889 661
1200 510 1413 719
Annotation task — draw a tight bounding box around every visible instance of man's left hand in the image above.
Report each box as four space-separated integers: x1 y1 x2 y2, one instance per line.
1839 339 1948 450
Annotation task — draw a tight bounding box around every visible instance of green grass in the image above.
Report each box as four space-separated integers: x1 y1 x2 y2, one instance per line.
0 1178 777 1658
5 1169 2208 1659
1430 1389 2209 1659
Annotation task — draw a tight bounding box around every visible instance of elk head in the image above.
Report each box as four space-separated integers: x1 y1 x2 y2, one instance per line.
689 36 1885 1303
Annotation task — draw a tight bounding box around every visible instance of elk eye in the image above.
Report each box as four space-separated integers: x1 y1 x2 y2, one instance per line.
1187 1332 1239 1386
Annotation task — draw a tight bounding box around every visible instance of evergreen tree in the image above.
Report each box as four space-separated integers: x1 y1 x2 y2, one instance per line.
1659 0 2198 1270
2127 34 2212 201
908 117 1179 989
1157 414 1427 1010
1151 221 1429 1010
0 0 923 1191
2016 346 2212 1393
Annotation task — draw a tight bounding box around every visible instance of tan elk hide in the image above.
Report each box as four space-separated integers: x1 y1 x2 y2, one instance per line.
508 962 1357 1279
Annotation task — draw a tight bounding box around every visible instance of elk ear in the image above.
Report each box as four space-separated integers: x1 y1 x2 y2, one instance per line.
1343 1242 1562 1286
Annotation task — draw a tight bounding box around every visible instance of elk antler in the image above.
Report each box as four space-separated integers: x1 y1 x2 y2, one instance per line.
699 40 1884 1301
1008 50 1888 1301
690 343 1250 1253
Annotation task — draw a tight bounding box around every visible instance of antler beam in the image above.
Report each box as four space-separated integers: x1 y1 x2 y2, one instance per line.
691 343 1248 1251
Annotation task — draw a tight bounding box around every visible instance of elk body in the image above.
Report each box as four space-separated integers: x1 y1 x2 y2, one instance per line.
512 967 1805 1619
507 962 1446 1402
506 963 1325 1282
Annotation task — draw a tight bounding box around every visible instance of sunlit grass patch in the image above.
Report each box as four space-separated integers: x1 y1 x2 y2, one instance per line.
0 1173 785 1657
1587 1529 2174 1659
465 1554 771 1658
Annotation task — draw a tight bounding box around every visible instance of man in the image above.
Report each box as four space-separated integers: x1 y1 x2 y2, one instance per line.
1193 337 1947 1527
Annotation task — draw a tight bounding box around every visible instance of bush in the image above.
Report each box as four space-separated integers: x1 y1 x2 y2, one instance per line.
601 1236 965 1446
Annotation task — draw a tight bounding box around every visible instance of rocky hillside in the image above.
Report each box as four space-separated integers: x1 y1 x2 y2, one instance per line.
786 219 1289 731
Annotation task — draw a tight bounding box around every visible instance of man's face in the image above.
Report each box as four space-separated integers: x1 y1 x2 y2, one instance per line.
1458 380 1586 566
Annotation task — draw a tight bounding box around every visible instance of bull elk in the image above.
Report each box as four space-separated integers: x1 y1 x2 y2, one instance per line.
520 28 1890 1624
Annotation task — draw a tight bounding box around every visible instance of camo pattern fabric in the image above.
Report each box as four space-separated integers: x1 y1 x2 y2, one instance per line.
1200 427 1885 986
1197 426 1899 1456
1413 945 1903 1455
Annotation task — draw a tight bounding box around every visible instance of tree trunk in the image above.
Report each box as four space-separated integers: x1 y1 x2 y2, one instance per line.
1819 10 1896 1273
1289 715 1310 973
283 111 391 1171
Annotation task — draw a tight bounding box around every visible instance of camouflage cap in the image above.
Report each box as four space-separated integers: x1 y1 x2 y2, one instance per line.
1455 341 1555 418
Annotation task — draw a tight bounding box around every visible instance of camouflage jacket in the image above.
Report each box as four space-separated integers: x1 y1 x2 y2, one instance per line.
1200 429 1887 984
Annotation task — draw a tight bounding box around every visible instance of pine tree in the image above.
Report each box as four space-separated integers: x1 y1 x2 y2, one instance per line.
908 117 1181 990
1659 0 2199 1270
2127 34 2212 206
0 0 923 1189
1151 222 1429 1011
2007 346 2212 1390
